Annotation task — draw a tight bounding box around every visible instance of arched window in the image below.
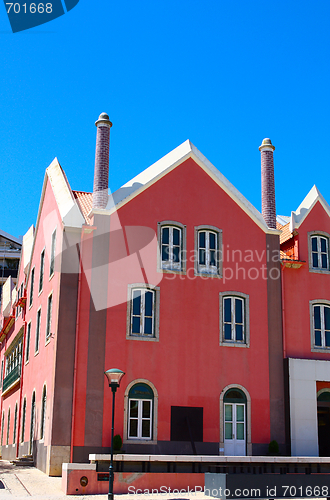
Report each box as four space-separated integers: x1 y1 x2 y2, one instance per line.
1 411 4 446
6 408 10 445
158 222 186 273
40 386 46 440
29 392 36 455
13 403 18 445
124 380 158 444
21 398 26 443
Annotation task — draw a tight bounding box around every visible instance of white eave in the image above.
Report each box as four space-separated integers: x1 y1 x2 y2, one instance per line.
106 140 280 235
289 185 330 233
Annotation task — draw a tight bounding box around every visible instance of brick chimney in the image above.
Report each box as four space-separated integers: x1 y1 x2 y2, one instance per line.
92 112 112 210
259 138 276 229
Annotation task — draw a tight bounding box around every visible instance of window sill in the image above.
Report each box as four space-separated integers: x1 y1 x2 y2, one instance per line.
123 439 157 445
127 335 159 342
311 346 330 353
45 338 51 347
49 272 54 282
220 341 249 348
158 267 186 275
38 289 43 297
34 350 39 357
309 268 330 274
195 271 222 279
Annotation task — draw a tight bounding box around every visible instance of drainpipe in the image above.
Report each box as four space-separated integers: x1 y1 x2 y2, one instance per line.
70 229 84 463
281 264 287 359
16 294 27 458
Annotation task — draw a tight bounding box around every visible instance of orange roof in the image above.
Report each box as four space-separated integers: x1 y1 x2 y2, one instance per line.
276 221 283 230
280 222 293 245
73 191 93 225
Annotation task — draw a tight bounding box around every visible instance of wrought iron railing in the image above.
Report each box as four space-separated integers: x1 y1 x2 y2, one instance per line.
2 363 21 392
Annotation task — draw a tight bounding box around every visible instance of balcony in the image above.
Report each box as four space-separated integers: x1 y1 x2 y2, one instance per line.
2 364 21 393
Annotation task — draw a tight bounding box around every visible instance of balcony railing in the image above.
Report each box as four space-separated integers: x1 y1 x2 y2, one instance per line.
2 363 21 392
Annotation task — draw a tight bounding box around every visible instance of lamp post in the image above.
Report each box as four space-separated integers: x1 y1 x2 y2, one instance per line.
104 368 125 500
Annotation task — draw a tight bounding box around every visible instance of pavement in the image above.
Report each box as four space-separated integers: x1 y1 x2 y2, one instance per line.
0 460 214 500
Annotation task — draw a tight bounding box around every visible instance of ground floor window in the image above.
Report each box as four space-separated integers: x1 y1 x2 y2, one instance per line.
128 383 153 440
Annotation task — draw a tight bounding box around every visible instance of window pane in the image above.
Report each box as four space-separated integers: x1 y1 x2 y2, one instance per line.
142 400 151 418
209 232 216 250
199 249 205 265
224 298 232 323
224 324 232 340
322 254 328 269
132 317 140 334
236 405 244 422
325 307 330 330
312 253 319 267
225 422 232 439
235 324 243 341
314 306 321 330
173 246 180 263
144 317 153 335
236 423 244 440
162 227 169 245
321 238 327 253
235 299 243 324
162 245 169 261
129 419 138 437
210 250 216 267
199 231 205 248
326 331 330 347
225 404 232 421
132 291 141 315
130 400 138 417
312 237 318 252
173 228 180 246
142 419 151 438
145 291 153 317
315 330 322 347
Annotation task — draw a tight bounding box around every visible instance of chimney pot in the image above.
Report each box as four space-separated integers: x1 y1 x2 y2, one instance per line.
92 112 112 210
260 138 276 229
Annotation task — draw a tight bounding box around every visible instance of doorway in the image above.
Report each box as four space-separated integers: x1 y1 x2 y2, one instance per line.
317 391 330 456
224 389 246 456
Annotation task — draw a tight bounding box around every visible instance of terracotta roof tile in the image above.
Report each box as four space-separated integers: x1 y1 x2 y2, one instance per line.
280 222 293 245
73 191 93 225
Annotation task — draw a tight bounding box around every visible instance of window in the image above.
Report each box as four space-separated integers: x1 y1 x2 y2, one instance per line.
29 268 35 307
13 403 18 445
40 386 46 440
6 408 10 445
308 232 330 273
16 286 20 318
195 226 222 276
35 309 41 353
219 292 250 347
21 398 26 443
1 412 4 446
0 359 3 388
158 222 186 273
127 383 153 440
46 294 53 341
311 301 330 350
3 335 23 392
26 322 31 363
39 249 45 293
127 285 160 341
49 230 56 277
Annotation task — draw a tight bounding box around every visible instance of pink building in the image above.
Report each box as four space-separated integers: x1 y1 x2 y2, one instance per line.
0 114 329 476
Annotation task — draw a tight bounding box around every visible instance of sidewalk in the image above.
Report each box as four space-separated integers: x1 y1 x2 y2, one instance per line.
0 460 213 500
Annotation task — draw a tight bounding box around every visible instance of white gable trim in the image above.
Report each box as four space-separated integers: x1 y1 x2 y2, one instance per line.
290 185 330 232
107 140 280 235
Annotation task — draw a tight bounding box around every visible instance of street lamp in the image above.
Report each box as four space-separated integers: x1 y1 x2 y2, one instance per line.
104 368 125 500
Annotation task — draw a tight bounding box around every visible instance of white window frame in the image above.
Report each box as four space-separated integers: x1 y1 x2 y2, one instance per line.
194 225 222 277
49 229 56 278
29 267 35 308
39 248 45 294
40 385 47 441
45 293 53 342
310 300 330 352
25 322 31 363
128 398 153 440
308 232 330 274
35 308 41 354
127 284 160 342
157 221 186 274
219 292 250 348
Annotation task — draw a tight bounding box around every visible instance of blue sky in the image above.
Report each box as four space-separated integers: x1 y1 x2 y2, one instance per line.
1 1 329 238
